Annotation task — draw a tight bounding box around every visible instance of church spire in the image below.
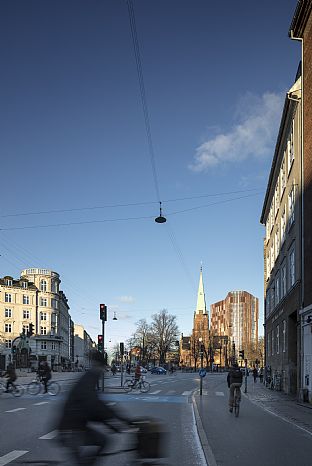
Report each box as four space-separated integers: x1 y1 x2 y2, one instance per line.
195 264 207 314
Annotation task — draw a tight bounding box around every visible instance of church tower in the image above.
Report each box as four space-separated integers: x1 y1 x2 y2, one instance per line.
191 266 210 368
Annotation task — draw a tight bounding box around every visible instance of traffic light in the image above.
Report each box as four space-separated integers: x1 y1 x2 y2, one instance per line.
98 335 104 352
100 304 107 321
120 342 124 355
28 323 34 337
239 350 245 359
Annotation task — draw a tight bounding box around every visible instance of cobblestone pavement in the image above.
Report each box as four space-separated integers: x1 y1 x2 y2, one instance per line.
244 379 312 435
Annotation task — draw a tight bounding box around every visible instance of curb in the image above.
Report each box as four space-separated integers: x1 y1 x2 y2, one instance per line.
192 393 217 466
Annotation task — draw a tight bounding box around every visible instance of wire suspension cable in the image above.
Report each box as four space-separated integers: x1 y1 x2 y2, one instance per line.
126 0 161 202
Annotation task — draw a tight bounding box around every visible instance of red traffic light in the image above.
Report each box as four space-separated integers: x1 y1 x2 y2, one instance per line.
100 304 107 321
98 335 103 343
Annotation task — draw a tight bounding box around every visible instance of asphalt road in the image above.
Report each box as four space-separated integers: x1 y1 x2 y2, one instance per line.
0 372 206 466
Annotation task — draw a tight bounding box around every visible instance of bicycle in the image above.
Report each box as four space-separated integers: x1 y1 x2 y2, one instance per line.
12 418 169 465
0 378 24 397
123 376 150 393
27 376 60 396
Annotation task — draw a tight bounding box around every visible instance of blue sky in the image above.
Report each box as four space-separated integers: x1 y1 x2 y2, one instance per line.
0 0 300 348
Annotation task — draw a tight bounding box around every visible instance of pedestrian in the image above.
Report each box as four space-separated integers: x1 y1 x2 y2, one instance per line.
134 362 141 386
126 363 131 375
259 367 264 383
252 367 258 383
111 363 117 376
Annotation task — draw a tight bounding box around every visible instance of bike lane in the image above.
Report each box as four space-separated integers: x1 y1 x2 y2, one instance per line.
193 377 312 466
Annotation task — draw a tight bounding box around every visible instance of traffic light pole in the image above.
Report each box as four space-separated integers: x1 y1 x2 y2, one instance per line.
102 318 105 392
244 358 248 393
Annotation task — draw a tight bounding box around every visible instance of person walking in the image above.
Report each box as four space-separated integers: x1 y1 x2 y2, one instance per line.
259 367 264 383
252 367 258 383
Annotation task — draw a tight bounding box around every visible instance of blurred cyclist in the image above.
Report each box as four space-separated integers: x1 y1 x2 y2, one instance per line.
57 350 132 465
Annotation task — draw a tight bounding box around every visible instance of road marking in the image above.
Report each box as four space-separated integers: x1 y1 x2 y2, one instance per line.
216 391 224 396
5 408 26 413
39 430 58 440
0 451 28 465
202 389 208 395
150 390 161 395
166 390 176 394
182 391 192 396
34 401 49 406
106 402 116 406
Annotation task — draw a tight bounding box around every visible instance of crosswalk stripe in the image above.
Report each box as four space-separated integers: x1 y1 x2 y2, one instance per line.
0 451 28 465
39 430 58 440
150 390 161 395
5 408 26 413
182 390 192 396
34 401 49 406
216 391 224 396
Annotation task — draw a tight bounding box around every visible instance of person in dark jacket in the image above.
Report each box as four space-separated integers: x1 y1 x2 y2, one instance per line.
57 350 132 465
38 361 51 393
252 367 258 383
227 362 243 412
4 363 17 392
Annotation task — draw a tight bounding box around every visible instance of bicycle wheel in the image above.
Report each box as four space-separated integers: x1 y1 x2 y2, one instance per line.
0 382 6 395
123 380 133 393
12 384 24 397
139 380 150 393
47 381 60 396
27 381 41 395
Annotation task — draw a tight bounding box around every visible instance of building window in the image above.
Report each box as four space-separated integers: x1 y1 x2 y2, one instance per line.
274 181 280 217
270 205 274 232
270 243 275 271
23 295 30 305
283 320 286 352
267 332 271 356
40 312 47 321
289 248 295 288
281 262 287 298
51 280 58 293
22 324 29 333
5 293 12 303
5 323 12 332
6 279 13 286
275 274 280 304
272 329 274 356
23 310 30 319
40 297 47 307
51 341 56 350
21 281 28 289
271 287 275 311
40 280 47 292
281 207 286 245
266 253 270 280
281 157 286 194
287 122 295 173
5 308 12 318
276 325 280 354
40 326 47 335
266 290 271 316
51 298 58 309
275 229 280 258
266 221 270 242
41 341 47 350
288 186 295 229
5 339 12 349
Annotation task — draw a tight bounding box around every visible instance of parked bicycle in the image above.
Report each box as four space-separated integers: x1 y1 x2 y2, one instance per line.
27 375 60 396
0 378 24 397
123 376 150 393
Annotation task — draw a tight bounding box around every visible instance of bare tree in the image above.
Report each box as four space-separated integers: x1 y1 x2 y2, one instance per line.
150 309 179 365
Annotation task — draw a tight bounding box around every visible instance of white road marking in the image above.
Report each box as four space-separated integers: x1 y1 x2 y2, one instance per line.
182 390 192 396
150 390 161 395
34 401 49 406
216 391 224 396
166 390 176 394
106 402 116 406
5 408 26 413
202 389 208 395
0 451 28 465
39 430 59 440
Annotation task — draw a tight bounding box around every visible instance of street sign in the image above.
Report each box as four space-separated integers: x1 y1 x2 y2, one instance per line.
199 368 207 377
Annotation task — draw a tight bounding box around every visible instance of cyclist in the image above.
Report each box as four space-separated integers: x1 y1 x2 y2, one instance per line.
4 363 17 392
133 362 142 387
38 361 52 393
227 361 243 413
57 350 133 465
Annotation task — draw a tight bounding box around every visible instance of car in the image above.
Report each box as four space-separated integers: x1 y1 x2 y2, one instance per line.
140 366 148 373
150 366 167 375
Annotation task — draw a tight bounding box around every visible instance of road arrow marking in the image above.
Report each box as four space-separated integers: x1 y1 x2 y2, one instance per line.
39 430 58 440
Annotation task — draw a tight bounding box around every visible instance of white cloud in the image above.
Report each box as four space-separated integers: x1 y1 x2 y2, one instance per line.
117 295 135 304
189 91 284 172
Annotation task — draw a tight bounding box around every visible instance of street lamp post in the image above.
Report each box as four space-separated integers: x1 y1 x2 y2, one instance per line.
199 338 204 396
